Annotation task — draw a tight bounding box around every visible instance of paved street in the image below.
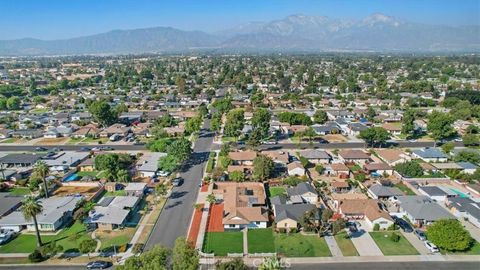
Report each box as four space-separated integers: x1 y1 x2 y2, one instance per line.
289 261 480 270
145 119 214 249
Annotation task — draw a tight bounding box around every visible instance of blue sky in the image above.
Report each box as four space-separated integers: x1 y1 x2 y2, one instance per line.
2 0 479 40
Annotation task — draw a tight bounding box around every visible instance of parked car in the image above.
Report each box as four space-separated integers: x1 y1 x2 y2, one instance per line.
346 222 358 233
35 147 47 151
262 140 278 145
80 147 91 152
395 218 413 233
171 177 183 187
0 230 16 244
158 171 170 177
414 229 426 241
100 146 114 151
86 260 112 269
424 241 439 253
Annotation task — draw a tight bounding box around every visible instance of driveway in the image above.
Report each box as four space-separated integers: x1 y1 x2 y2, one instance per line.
145 119 214 249
400 230 430 255
349 229 383 256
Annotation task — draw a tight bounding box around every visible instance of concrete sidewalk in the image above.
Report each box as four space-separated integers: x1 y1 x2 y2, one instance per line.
324 235 343 257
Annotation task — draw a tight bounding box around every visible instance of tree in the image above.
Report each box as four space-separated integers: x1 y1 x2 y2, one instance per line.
229 171 245 182
394 161 423 178
402 110 416 137
216 258 248 270
172 237 199 270
278 112 312 125
147 138 175 152
206 193 216 204
253 155 274 181
95 154 119 177
33 161 50 198
454 151 480 164
427 219 473 251
185 116 202 135
463 134 479 147
88 100 116 127
224 109 245 138
158 155 179 172
116 169 131 183
441 142 455 154
332 218 346 235
118 245 171 270
21 197 43 247
359 127 391 147
428 111 456 142
155 184 168 199
6 96 21 110
167 138 192 163
313 110 328 124
251 108 271 139
175 75 186 93
79 239 97 258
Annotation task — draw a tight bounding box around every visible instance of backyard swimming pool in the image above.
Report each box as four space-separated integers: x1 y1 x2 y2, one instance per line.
448 187 469 198
63 173 80 182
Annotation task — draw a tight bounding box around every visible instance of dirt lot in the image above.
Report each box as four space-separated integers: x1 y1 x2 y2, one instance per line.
35 137 69 145
53 185 101 200
323 134 347 142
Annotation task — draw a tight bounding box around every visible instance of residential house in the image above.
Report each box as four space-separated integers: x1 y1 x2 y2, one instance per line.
458 162 478 174
0 154 43 168
87 196 140 231
326 163 350 177
312 122 341 135
382 123 402 136
345 122 368 137
124 183 147 197
99 124 130 138
412 148 448 163
136 152 168 178
44 151 90 172
261 150 289 168
287 161 305 176
297 149 331 164
338 150 371 165
286 182 318 204
213 182 269 230
0 196 82 232
418 186 457 202
229 151 257 166
394 196 455 226
446 197 480 228
363 163 393 176
338 199 393 230
0 193 23 218
368 184 403 200
376 149 411 166
273 203 318 232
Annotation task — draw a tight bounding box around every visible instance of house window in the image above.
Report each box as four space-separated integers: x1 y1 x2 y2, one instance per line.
255 222 260 225
229 225 235 228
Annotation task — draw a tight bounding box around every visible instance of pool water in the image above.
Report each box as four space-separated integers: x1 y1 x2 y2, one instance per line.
63 173 80 182
449 188 469 198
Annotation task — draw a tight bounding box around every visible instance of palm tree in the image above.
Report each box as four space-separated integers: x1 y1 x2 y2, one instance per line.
21 196 43 247
34 161 50 198
116 169 130 183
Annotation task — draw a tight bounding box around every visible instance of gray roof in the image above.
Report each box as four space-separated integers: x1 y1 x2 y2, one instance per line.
419 186 455 197
447 197 480 221
125 182 147 192
397 195 455 221
137 152 167 172
274 203 317 222
0 196 82 226
0 154 43 165
298 149 331 160
44 151 89 167
412 148 448 159
0 193 23 217
368 184 403 197
87 196 139 225
312 122 340 134
286 182 317 197
270 194 288 205
458 162 478 170
349 122 368 132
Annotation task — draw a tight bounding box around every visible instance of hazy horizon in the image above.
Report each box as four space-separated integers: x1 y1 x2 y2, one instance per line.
2 0 479 40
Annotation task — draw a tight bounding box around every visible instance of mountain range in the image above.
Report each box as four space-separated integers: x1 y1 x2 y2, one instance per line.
1 13 479 56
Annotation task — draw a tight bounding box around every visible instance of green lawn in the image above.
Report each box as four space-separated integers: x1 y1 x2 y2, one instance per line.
442 240 480 255
203 232 243 256
98 228 135 251
394 182 416 195
0 221 91 253
77 171 101 178
221 136 237 143
8 187 32 196
274 233 331 257
269 187 286 198
0 138 18 144
334 232 359 256
66 138 85 145
369 232 419 256
349 164 362 172
81 137 108 144
248 229 275 253
104 190 127 197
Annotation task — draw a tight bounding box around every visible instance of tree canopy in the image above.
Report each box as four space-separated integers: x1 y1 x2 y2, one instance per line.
427 219 473 251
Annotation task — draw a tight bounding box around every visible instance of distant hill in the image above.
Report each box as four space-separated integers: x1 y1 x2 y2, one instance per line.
0 13 478 56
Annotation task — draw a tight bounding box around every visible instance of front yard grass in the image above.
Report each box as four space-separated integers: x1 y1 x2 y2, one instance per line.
8 187 32 196
0 221 91 253
334 232 359 256
269 187 286 198
104 190 127 196
369 232 419 255
203 232 243 256
274 233 331 257
248 229 275 253
97 227 136 252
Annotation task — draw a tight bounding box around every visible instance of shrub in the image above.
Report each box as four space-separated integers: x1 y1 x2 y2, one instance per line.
132 243 144 254
28 249 44 262
390 233 400 242
387 223 398 231
373 223 380 231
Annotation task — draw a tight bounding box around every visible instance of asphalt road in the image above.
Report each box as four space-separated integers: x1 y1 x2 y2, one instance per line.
144 119 214 249
289 261 479 270
0 140 462 153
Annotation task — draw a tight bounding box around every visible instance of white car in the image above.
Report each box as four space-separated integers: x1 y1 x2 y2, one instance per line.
424 240 439 253
0 230 16 244
157 171 170 177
